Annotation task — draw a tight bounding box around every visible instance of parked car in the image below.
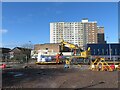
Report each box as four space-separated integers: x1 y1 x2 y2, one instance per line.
0 64 6 69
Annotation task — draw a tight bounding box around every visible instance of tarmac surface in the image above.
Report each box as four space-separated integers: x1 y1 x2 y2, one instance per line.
2 64 120 89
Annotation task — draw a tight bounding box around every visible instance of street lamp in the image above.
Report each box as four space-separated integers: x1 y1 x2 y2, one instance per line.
106 36 111 60
109 43 112 60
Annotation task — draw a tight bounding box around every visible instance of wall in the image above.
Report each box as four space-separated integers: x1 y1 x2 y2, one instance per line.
34 43 60 53
87 43 120 56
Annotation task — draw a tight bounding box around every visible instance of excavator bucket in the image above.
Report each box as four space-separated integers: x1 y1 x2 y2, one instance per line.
87 47 90 51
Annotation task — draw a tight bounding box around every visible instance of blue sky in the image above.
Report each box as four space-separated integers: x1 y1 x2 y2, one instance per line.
2 2 118 48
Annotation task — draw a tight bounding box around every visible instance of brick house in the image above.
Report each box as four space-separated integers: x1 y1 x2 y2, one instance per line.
10 47 31 62
0 48 11 61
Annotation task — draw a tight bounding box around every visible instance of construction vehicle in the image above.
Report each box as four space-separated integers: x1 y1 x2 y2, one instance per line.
60 39 90 57
60 39 91 65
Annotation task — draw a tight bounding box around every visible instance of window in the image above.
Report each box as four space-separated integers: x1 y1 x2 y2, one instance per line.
102 49 104 55
110 49 112 55
106 49 108 55
97 49 100 55
115 49 117 55
94 49 96 55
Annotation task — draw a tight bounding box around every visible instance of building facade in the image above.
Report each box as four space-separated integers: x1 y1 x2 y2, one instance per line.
32 43 60 57
86 43 120 60
34 43 60 52
32 43 72 58
10 47 31 62
50 18 105 48
97 26 106 44
0 48 11 61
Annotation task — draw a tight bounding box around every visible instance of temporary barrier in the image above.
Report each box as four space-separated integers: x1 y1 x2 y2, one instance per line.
89 57 120 71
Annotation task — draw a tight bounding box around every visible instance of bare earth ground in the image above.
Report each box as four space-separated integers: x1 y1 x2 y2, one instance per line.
2 64 120 89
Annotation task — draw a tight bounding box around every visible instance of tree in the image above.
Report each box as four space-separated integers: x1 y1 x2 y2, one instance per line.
21 41 34 49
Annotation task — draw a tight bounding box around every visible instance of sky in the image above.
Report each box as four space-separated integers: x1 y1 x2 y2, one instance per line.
2 2 118 48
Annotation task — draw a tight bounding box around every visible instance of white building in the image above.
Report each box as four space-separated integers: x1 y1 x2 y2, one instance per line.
50 18 104 48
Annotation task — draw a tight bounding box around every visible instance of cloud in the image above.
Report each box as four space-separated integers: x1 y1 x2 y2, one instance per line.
0 29 8 34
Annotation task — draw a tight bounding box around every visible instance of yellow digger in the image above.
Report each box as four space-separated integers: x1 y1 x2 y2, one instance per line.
60 39 91 58
60 39 91 66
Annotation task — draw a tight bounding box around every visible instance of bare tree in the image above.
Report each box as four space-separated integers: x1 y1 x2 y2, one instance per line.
21 41 34 49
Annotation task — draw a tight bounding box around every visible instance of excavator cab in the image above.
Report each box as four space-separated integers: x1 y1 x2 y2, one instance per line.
81 47 91 58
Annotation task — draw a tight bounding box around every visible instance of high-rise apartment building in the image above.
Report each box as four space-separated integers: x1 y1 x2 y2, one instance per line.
97 26 106 44
50 18 105 48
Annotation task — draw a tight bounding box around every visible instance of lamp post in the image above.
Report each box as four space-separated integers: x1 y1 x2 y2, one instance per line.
106 36 111 60
109 43 111 60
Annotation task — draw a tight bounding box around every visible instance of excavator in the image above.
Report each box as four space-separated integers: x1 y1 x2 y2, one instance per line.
60 39 90 57
60 39 91 65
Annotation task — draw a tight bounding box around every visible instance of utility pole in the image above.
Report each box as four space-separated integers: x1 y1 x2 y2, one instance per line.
109 43 111 60
106 36 111 60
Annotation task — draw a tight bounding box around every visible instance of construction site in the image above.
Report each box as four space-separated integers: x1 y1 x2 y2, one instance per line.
1 39 120 89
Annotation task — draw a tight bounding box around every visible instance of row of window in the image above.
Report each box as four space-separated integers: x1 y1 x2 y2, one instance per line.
53 22 96 25
54 27 96 29
91 49 120 55
53 32 96 37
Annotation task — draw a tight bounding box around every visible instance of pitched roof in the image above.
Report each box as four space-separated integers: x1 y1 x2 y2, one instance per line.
11 47 31 53
0 48 11 53
16 47 31 50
